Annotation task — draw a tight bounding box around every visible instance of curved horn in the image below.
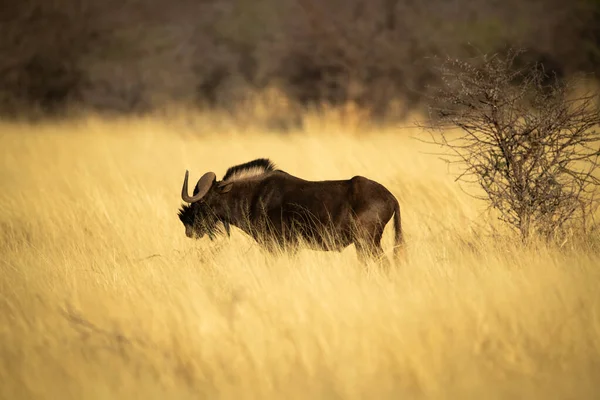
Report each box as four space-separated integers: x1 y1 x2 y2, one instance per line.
181 170 216 203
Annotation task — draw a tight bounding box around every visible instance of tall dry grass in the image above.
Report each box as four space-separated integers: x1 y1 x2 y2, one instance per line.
0 113 599 400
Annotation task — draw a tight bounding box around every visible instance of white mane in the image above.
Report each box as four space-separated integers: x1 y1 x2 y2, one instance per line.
222 158 277 182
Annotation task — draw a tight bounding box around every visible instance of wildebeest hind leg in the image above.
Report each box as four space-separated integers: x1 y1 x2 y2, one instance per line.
354 241 371 273
372 242 391 273
354 230 391 274
355 241 389 273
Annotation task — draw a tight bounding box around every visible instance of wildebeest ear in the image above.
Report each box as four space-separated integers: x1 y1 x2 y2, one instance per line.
218 182 233 193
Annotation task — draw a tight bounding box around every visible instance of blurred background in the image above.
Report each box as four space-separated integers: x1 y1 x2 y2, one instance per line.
2 0 599 125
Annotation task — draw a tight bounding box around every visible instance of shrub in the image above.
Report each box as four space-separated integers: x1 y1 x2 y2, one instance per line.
422 48 600 243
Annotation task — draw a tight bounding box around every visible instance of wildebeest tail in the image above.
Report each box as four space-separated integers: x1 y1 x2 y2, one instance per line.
392 198 405 262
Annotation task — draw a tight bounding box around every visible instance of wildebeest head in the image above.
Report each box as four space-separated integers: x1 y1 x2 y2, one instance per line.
177 171 229 240
178 158 277 240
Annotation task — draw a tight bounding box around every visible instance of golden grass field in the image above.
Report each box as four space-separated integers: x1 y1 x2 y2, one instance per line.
1 111 599 400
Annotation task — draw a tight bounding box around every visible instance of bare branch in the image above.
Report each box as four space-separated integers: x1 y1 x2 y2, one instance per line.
418 48 600 243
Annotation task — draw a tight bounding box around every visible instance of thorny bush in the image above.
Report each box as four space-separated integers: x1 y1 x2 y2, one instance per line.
422 48 600 243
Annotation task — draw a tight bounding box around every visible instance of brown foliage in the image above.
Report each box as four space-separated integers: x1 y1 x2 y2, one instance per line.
0 0 600 120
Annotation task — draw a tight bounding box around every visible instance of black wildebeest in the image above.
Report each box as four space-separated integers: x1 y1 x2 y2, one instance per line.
178 158 405 266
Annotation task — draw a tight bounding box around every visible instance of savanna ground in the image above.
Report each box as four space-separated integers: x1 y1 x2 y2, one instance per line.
1 105 600 400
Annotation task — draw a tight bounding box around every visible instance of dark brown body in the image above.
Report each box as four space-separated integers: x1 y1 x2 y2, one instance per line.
178 159 404 266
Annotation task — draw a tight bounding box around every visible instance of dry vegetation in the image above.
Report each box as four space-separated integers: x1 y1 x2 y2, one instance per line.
1 111 600 400
3 0 600 120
